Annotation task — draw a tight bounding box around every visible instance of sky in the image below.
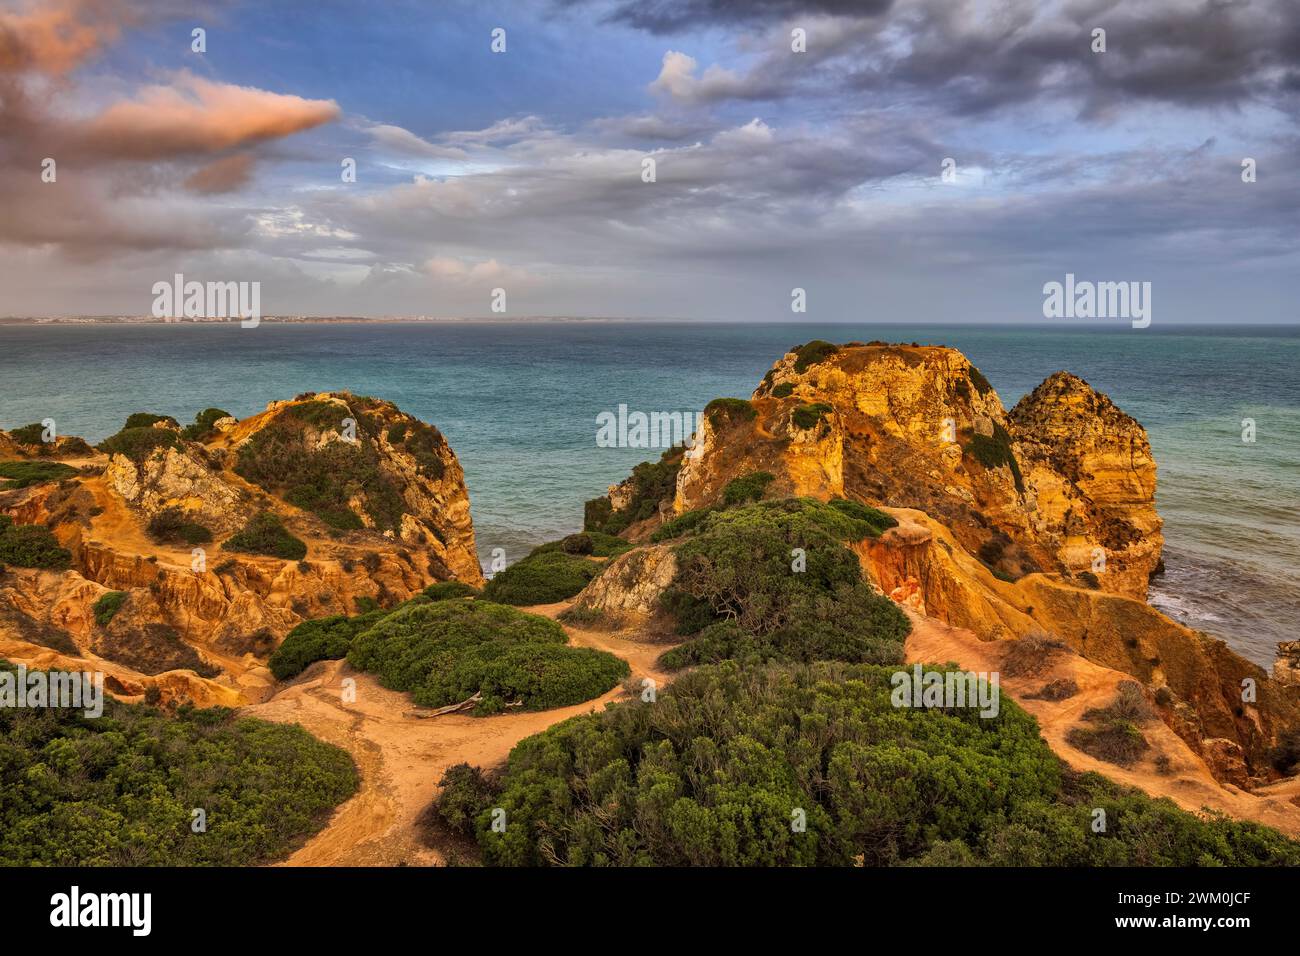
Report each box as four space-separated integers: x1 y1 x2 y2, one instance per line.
0 0 1297 323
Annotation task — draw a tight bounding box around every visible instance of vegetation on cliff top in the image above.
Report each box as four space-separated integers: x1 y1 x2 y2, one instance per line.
268 609 388 680
0 515 72 570
0 661 358 866
658 498 909 668
234 402 407 532
792 340 839 373
347 599 628 715
482 550 604 605
223 511 307 560
584 446 684 536
964 422 1024 492
0 460 77 489
435 660 1300 867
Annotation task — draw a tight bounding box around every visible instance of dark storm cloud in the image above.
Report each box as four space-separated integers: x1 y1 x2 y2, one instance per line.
559 0 892 34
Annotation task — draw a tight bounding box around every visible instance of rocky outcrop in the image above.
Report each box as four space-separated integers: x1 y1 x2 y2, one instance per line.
0 394 482 705
593 341 1298 787
569 545 678 622
1007 372 1162 598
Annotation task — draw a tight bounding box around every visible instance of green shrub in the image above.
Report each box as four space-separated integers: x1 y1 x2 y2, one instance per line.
968 365 993 396
464 660 1300 867
92 591 127 627
146 506 213 545
7 423 48 445
268 610 387 680
223 511 307 560
97 426 182 464
424 580 481 602
0 460 77 489
436 763 498 835
791 402 833 430
792 340 839 373
347 600 628 714
235 407 407 531
123 412 177 430
482 551 602 605
0 661 358 866
181 407 232 442
721 471 775 506
826 498 897 536
771 382 796 398
529 531 633 560
651 506 719 542
0 517 71 569
965 423 1023 492
659 498 910 664
584 447 684 535
704 397 756 428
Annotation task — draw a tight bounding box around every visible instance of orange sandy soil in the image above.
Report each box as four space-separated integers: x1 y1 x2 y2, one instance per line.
905 611 1300 838
245 600 1300 867
244 601 673 866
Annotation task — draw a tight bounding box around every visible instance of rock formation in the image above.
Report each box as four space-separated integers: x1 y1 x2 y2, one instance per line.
588 341 1299 786
0 393 481 705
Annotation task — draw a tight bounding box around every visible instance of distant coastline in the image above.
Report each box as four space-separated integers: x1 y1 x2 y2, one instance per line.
0 315 666 326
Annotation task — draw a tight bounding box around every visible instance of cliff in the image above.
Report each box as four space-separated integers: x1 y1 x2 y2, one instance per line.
0 393 481 704
590 341 1298 785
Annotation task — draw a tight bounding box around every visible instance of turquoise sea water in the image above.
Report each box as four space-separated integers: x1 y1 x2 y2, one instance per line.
1 321 1296 666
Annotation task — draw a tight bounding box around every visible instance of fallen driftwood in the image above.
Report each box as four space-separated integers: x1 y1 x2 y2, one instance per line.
405 693 526 719
407 692 482 718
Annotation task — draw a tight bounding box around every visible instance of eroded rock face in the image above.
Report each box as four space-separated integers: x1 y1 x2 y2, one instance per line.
570 545 678 620
1008 372 1162 598
0 395 482 704
668 342 1160 598
593 341 1298 786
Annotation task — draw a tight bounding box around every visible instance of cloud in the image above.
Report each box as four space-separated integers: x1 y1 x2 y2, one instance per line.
648 50 772 103
364 122 469 160
71 73 339 159
0 0 124 74
184 153 256 194
563 0 892 34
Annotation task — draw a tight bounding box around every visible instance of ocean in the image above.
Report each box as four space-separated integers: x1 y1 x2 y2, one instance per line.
1 321 1296 667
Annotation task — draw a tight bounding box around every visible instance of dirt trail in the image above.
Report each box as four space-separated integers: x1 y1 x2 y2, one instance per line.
245 602 673 866
905 611 1300 837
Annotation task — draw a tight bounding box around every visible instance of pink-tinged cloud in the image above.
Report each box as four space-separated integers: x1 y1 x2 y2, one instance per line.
0 0 124 75
76 73 340 159
184 152 257 193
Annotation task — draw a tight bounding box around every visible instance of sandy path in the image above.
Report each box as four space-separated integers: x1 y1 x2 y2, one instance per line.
244 603 674 866
905 611 1300 837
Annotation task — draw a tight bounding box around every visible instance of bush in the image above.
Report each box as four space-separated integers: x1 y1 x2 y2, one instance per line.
659 498 910 665
0 460 77 489
721 471 775 506
791 402 833 430
146 506 213 545
999 631 1070 678
1026 678 1079 702
223 511 307 560
704 397 756 428
424 580 481 602
965 423 1023 492
651 506 719 542
1066 682 1155 767
7 423 48 445
826 498 897 536
181 407 232 442
584 447 684 535
436 763 498 835
771 382 795 398
347 600 628 714
482 551 602 605
0 661 358 866
268 610 387 680
92 591 127 627
792 340 839 373
235 407 407 532
462 660 1300 867
97 426 182 464
968 365 993 396
0 516 71 569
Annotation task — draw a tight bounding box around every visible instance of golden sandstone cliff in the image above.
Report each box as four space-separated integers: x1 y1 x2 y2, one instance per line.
594 341 1300 788
0 393 481 706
